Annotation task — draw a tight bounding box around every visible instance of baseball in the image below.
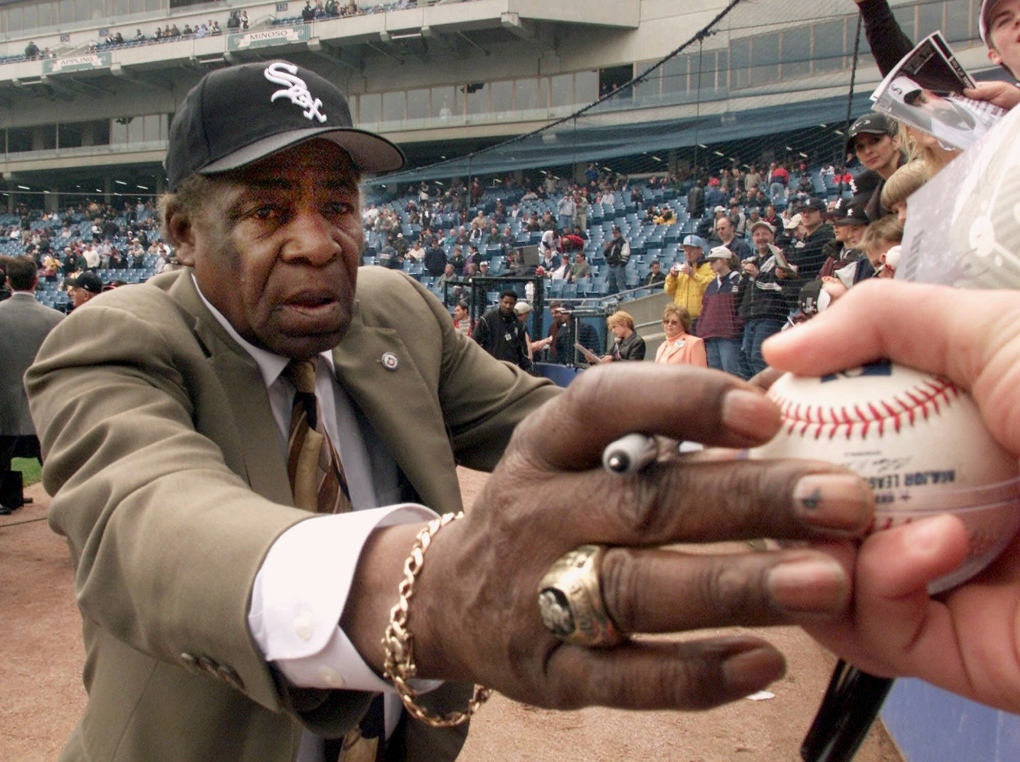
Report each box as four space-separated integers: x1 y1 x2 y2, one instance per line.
748 360 1020 593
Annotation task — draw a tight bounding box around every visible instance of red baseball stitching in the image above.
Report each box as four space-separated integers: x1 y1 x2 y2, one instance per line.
771 376 960 440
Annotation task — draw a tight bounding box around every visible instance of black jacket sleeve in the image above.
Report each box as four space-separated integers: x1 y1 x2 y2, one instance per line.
857 0 914 77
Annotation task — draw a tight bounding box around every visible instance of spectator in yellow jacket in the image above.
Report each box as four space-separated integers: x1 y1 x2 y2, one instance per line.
664 234 714 327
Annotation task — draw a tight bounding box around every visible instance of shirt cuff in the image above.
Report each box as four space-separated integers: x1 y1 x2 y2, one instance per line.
249 504 443 693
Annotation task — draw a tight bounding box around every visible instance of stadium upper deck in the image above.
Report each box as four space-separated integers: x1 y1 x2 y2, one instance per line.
0 0 994 212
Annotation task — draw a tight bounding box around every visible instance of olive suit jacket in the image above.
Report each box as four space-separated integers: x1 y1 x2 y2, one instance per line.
26 267 559 762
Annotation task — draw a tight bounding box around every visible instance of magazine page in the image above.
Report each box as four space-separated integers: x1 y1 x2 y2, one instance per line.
872 31 974 95
872 73 1005 151
897 103 1020 288
931 32 975 90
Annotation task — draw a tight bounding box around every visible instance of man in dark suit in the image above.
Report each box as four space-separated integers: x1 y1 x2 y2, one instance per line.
0 255 63 513
26 60 874 762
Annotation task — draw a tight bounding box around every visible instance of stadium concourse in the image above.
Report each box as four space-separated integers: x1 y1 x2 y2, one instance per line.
0 472 904 762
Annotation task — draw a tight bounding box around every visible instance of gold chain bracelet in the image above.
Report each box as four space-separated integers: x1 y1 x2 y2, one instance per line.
381 511 492 727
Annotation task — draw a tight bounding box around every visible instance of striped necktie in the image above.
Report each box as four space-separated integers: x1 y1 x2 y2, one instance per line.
284 359 380 762
283 358 352 515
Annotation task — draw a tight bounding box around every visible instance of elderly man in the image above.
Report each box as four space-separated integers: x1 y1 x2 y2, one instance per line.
26 61 872 762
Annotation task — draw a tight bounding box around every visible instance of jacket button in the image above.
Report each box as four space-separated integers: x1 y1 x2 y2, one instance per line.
217 665 245 691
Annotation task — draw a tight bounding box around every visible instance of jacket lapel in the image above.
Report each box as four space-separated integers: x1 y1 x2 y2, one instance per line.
331 304 462 515
168 272 294 506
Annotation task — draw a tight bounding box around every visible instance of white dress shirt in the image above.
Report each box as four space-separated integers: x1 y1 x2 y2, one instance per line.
194 278 440 757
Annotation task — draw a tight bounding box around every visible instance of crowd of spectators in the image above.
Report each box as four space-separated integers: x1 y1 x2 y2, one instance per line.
0 37 940 376
3 0 384 65
0 134 891 365
299 0 362 22
21 40 53 60
350 150 884 374
0 198 173 313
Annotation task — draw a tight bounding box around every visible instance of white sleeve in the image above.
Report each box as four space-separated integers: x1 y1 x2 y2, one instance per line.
248 504 443 693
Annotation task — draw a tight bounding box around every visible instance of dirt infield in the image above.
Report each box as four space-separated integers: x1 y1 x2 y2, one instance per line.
0 471 903 762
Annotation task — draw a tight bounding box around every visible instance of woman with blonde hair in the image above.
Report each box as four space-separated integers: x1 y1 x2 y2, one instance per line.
600 310 646 362
899 123 959 174
655 305 707 366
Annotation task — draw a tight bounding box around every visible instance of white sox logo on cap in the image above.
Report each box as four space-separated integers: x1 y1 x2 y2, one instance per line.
264 62 327 123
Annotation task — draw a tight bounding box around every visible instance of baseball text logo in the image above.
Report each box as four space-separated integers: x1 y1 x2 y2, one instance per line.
264 62 327 123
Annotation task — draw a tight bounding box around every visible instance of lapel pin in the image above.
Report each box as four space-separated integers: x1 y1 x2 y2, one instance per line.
381 352 399 370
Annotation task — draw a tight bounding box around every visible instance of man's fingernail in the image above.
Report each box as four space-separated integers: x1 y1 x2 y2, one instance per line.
793 474 873 533
767 556 849 615
721 645 785 696
721 389 780 439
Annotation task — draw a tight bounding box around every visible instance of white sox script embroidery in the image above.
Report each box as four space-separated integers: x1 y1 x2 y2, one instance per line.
264 62 327 122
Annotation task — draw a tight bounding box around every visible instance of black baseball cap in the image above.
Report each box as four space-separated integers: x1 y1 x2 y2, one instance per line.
827 194 870 226
165 61 405 191
66 271 103 294
798 197 827 214
845 112 899 153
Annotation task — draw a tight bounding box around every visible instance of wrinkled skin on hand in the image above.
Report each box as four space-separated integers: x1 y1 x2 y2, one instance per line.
407 362 875 713
763 280 1020 713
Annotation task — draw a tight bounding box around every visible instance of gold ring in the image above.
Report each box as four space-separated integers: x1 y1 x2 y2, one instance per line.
537 544 626 648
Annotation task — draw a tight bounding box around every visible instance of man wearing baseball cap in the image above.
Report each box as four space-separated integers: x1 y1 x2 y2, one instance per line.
819 195 870 279
697 246 745 378
25 59 880 762
25 60 564 762
664 234 714 327
981 0 1020 78
737 220 799 377
784 197 835 280
65 270 104 310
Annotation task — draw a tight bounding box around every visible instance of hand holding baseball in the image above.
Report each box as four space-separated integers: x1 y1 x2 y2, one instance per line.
396 364 873 711
762 279 1020 713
